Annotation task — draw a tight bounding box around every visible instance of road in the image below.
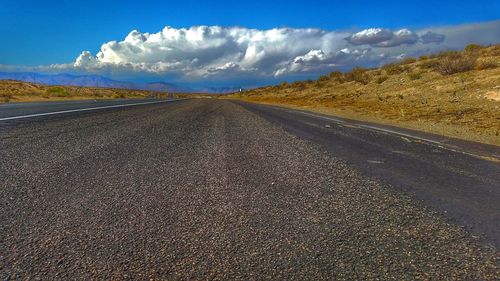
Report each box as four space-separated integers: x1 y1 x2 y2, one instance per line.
0 98 173 121
0 99 498 279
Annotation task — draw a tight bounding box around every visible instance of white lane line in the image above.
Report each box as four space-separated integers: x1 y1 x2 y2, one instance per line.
290 110 346 123
0 99 186 121
357 124 442 145
285 109 499 161
292 110 441 144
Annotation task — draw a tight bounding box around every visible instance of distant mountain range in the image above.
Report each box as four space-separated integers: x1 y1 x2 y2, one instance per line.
0 72 241 93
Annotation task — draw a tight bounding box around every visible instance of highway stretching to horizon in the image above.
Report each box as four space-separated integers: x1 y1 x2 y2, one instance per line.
1 98 499 279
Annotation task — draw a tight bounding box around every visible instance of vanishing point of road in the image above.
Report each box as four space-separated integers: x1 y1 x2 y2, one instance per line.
1 99 498 279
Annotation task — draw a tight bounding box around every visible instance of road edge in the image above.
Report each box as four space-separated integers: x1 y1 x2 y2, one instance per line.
230 100 500 162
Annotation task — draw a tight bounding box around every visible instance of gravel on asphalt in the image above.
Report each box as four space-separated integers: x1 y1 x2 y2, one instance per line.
0 99 498 279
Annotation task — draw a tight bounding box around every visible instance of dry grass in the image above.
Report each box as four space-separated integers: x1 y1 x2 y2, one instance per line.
224 44 500 145
432 51 478 75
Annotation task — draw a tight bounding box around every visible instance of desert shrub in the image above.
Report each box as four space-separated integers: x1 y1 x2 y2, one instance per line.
433 51 478 75
401 58 417 65
281 81 288 88
112 92 126 99
329 71 342 78
465 44 484 53
46 87 68 97
420 59 440 70
479 45 500 57
382 63 406 75
437 50 460 59
314 80 326 88
475 59 498 70
408 71 423 80
291 81 307 90
271 85 280 91
345 67 370 84
418 55 429 61
329 71 345 83
318 75 329 82
376 76 388 84
0 93 13 102
419 95 428 104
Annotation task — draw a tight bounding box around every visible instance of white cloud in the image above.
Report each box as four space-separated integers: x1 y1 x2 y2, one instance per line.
346 28 393 45
74 51 99 67
68 25 361 79
274 49 332 76
70 25 435 78
63 26 352 79
2 20 497 85
274 48 375 76
373 29 418 47
346 28 419 47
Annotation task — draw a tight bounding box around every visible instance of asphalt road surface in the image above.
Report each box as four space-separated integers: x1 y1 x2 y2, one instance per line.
0 99 498 279
0 98 173 121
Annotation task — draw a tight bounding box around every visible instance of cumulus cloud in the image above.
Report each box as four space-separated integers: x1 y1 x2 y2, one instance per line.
61 26 353 79
274 49 332 76
346 28 393 45
373 29 419 47
346 28 419 47
274 48 376 76
2 20 494 85
74 51 99 68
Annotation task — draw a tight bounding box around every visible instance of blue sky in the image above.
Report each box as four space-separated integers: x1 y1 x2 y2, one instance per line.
1 0 499 86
